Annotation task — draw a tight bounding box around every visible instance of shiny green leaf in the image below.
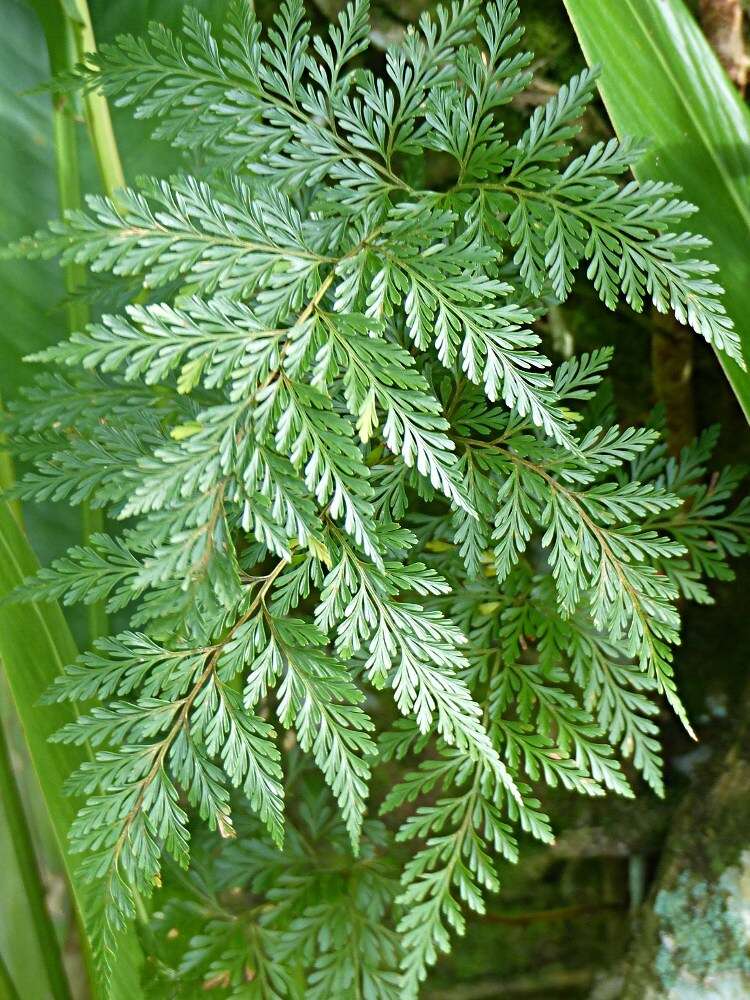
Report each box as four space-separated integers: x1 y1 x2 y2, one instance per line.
563 0 750 420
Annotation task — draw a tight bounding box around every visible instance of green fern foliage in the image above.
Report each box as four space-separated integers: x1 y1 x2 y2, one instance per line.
5 0 750 995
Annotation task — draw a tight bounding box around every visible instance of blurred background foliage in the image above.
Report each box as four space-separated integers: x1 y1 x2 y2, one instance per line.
1 0 750 997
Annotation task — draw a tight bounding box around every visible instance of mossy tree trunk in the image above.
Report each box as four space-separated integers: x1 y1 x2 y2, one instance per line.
621 685 750 997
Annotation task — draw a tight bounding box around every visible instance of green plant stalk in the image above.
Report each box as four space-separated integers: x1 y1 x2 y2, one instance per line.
63 1 126 195
32 0 125 195
0 5 143 995
49 27 107 642
33 0 127 643
41 9 147 991
0 724 72 1000
0 13 90 993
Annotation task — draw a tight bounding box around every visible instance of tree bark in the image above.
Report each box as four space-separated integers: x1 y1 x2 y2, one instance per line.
699 0 747 93
620 685 750 997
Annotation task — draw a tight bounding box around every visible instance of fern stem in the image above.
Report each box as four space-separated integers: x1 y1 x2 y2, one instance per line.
0 723 72 1000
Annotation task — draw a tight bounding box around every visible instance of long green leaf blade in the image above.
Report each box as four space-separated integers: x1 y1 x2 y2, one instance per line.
0 720 72 1000
0 503 144 999
562 0 750 420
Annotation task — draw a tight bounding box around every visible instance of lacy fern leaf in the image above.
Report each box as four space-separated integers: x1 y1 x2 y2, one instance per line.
5 0 749 995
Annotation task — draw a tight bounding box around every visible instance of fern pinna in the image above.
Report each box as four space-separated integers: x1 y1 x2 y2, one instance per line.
6 0 750 995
